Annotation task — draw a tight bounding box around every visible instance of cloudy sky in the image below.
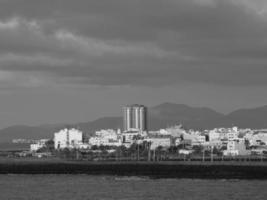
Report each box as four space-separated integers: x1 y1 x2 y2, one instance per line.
0 0 267 128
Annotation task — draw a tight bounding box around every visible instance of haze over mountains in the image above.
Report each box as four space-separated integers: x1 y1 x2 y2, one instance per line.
1 103 267 143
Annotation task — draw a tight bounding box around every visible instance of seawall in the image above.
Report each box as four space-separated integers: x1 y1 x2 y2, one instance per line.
1 160 267 179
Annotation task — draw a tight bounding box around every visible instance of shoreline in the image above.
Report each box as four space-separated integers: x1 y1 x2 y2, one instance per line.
1 159 267 179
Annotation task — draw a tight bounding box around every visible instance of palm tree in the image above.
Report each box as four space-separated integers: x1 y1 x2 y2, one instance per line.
156 146 163 161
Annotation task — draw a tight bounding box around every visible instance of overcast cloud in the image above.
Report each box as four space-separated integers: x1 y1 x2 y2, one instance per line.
0 0 267 87
0 0 267 128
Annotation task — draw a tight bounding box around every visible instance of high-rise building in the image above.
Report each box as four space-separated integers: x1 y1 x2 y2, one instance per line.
123 104 147 132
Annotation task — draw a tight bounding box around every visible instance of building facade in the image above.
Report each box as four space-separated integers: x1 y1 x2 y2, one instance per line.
148 137 171 150
54 128 83 149
30 139 49 152
223 139 249 156
123 104 147 132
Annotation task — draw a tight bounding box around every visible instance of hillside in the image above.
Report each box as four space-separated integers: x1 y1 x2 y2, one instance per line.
1 103 267 143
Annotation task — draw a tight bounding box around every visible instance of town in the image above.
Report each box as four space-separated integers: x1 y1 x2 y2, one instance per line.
11 104 267 162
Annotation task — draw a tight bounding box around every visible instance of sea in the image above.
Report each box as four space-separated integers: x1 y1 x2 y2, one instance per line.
0 175 266 200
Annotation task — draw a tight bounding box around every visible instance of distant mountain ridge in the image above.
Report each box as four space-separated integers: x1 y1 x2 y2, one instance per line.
149 103 224 130
1 103 267 143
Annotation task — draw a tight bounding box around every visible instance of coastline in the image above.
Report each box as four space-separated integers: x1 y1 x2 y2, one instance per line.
1 159 267 179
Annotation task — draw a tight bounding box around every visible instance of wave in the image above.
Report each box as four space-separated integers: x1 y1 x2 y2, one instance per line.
114 176 150 181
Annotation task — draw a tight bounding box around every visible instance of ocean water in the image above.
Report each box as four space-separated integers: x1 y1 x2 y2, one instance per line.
0 175 266 200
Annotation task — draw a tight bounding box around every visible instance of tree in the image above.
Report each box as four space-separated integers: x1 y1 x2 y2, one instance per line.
212 146 222 155
91 145 99 150
99 145 108 151
192 145 203 155
115 145 128 159
168 146 178 154
155 146 164 161
59 148 71 159
176 144 184 150
36 140 55 153
45 140 55 151
245 139 250 149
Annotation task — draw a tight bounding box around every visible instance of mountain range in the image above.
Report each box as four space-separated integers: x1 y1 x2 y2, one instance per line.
1 102 267 143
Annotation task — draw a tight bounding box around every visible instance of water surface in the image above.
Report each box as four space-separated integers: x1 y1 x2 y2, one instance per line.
0 175 266 200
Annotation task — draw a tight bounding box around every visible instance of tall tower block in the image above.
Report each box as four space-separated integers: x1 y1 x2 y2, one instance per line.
123 104 147 132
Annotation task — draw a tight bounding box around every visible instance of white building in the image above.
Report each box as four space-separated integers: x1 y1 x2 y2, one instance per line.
95 129 118 138
122 131 138 143
246 132 267 146
227 127 239 141
192 135 206 146
77 143 91 149
54 128 83 149
223 139 249 156
30 139 49 152
175 137 182 146
208 140 223 149
149 125 186 138
89 137 121 146
148 137 171 150
121 129 147 144
208 129 221 141
89 129 122 147
165 125 186 137
179 131 206 146
179 149 193 155
208 127 239 142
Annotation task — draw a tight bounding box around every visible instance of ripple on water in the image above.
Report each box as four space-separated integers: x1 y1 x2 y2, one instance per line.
0 175 266 200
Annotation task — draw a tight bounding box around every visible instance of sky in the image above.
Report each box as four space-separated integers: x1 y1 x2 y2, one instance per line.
0 0 267 128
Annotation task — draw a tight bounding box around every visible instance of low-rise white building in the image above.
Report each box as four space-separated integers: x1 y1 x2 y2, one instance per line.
89 137 121 146
223 139 249 156
227 127 239 141
164 125 186 137
30 139 49 152
208 129 221 141
246 132 267 146
148 137 171 150
179 149 193 155
88 129 122 147
175 137 182 146
208 140 223 149
95 129 118 138
54 128 83 149
208 127 239 142
77 143 91 149
122 129 146 144
192 135 206 146
150 125 186 138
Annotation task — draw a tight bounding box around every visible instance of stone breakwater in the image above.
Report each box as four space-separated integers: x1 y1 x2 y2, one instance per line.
1 160 267 179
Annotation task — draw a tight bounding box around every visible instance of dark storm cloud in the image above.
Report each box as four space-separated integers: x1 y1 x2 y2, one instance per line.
0 0 267 87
